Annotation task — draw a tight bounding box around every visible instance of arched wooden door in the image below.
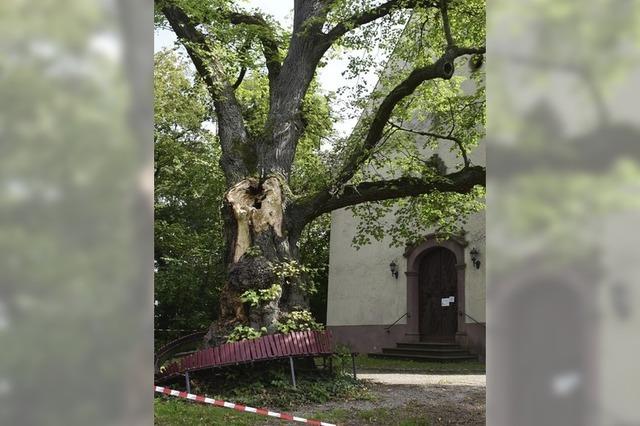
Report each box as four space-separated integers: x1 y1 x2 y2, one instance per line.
418 247 458 340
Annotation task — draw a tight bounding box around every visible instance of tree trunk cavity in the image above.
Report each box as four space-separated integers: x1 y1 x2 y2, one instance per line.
227 176 285 262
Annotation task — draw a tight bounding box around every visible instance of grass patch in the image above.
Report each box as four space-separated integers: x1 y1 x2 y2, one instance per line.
154 399 460 425
302 401 484 425
154 398 264 425
355 407 432 425
355 355 485 374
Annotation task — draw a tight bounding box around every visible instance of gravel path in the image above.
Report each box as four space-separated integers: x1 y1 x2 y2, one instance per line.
296 371 486 425
358 372 486 387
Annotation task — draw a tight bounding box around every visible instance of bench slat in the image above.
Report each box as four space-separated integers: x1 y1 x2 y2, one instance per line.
256 337 265 359
222 343 228 364
306 332 313 353
289 333 297 355
238 340 246 362
212 346 219 365
290 333 302 355
290 332 299 354
231 341 238 363
247 339 254 361
235 340 243 363
241 340 248 362
270 334 280 358
307 331 315 353
246 340 254 361
299 331 308 354
300 332 309 354
250 339 257 360
264 334 274 358
257 337 266 359
273 334 284 356
242 339 250 362
282 333 291 356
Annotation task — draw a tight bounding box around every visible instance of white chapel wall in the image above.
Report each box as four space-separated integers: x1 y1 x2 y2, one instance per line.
327 137 486 326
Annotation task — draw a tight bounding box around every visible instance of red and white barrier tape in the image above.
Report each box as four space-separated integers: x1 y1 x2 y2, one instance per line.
154 386 336 426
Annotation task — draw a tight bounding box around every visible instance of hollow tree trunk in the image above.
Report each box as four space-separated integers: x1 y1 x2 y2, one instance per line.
205 174 309 346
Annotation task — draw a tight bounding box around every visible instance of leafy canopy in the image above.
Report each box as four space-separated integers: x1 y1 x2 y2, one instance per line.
155 0 485 247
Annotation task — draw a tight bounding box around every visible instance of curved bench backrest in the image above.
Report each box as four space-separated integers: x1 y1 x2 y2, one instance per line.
156 330 334 380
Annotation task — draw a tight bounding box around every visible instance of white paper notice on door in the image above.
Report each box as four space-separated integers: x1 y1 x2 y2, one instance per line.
441 298 450 307
449 296 455 303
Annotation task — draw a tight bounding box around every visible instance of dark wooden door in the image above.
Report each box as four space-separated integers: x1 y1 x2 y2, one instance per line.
418 247 458 340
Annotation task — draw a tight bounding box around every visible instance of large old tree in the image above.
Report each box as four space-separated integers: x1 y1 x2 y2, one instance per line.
155 0 485 343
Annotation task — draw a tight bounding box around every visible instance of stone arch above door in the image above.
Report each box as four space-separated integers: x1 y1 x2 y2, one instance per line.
404 234 467 340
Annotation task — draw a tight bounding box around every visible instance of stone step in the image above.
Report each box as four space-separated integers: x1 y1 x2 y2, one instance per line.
368 352 478 362
382 347 472 357
396 342 461 350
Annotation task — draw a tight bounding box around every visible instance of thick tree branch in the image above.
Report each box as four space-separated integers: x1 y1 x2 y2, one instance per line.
331 46 481 189
162 5 252 184
323 0 435 45
439 0 454 47
290 165 485 226
232 37 252 89
255 0 332 178
228 12 282 89
451 46 486 56
232 66 247 89
162 6 220 95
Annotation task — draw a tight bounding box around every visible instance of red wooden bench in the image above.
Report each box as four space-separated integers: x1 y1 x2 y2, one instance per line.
155 330 355 390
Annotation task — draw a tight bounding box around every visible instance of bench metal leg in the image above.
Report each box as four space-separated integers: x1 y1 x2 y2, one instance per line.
185 370 191 394
289 357 297 389
351 353 357 380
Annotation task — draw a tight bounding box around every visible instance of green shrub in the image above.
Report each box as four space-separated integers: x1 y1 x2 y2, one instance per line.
276 310 324 334
226 325 267 343
240 284 281 307
272 260 320 295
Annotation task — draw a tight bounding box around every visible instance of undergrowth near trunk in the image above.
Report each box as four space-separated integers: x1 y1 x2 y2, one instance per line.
172 357 372 410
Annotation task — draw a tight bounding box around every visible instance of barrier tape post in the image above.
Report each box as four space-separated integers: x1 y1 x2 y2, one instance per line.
155 386 337 426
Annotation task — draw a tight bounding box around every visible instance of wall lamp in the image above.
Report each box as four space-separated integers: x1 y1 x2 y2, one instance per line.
470 247 481 269
389 260 399 279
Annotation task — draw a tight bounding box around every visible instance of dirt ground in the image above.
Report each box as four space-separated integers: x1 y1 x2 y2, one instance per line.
297 372 486 425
